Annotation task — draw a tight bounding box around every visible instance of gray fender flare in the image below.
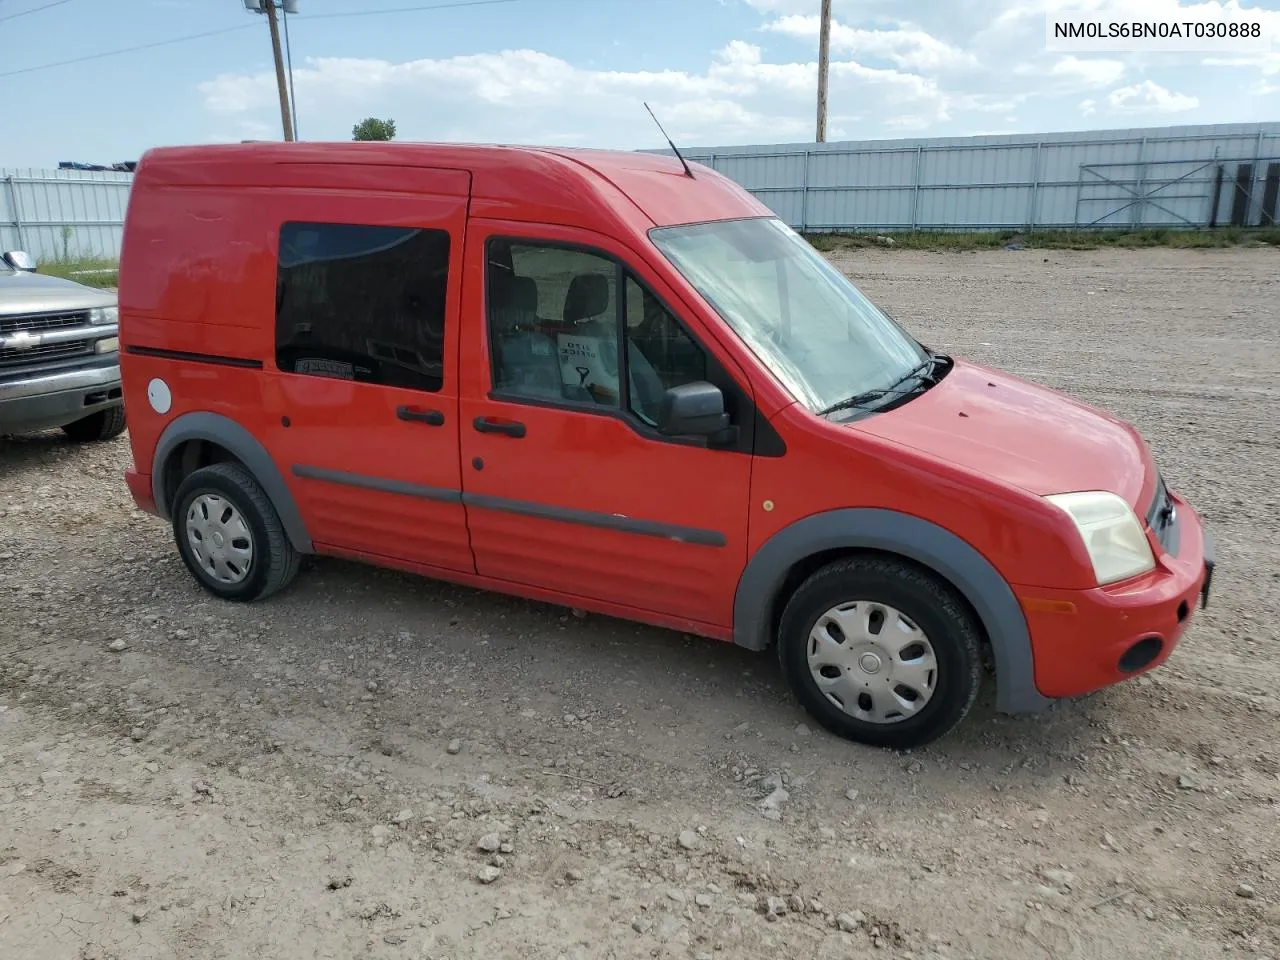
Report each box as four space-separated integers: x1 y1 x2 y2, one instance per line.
150 411 314 554
732 508 1050 715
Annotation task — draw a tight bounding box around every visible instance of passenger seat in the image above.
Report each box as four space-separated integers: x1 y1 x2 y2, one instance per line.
490 271 562 400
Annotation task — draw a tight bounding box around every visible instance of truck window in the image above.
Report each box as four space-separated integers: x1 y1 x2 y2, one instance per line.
485 238 714 426
275 221 450 391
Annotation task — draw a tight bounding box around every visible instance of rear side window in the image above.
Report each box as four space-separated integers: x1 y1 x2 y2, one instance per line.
275 221 450 391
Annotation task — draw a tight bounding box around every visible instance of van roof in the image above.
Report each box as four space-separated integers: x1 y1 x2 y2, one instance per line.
134 141 775 229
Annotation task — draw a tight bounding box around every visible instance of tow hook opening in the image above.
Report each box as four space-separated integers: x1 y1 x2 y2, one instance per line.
83 387 122 406
1119 636 1164 674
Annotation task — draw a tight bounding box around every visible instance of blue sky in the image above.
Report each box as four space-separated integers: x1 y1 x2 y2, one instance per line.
3 0 1280 166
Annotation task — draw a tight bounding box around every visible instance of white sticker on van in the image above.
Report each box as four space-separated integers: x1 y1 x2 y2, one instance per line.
294 358 355 380
147 378 172 415
557 334 618 400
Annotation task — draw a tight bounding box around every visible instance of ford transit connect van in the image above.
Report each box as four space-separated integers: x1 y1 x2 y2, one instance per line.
117 142 1214 748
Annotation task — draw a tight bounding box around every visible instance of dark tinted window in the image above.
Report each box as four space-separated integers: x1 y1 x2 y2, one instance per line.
276 221 449 391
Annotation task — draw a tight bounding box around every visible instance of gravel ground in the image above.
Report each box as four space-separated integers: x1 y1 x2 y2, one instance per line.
2 246 1278 960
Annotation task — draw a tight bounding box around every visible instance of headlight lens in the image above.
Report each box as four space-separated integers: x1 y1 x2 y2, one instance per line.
89 305 119 326
1045 490 1155 586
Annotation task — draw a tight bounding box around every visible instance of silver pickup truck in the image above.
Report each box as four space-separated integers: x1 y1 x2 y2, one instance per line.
0 250 125 443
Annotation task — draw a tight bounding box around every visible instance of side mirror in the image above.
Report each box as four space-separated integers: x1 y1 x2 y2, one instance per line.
658 381 731 438
2 251 36 272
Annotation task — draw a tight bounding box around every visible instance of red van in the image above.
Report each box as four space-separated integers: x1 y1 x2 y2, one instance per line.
117 142 1214 748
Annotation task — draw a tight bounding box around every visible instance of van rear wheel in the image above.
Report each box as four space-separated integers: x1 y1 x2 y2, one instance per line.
170 462 300 602
776 556 981 749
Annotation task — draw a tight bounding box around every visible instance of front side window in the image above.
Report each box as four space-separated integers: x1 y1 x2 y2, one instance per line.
276 221 450 392
485 238 717 427
624 276 708 425
488 240 622 408
649 217 929 415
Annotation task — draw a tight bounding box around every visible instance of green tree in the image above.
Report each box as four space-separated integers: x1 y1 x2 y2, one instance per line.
352 117 397 141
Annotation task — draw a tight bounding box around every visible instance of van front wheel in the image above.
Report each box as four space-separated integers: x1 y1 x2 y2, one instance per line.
776 556 981 749
170 462 300 602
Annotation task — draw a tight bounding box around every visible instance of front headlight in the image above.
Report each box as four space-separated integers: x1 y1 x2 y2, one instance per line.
1045 490 1155 586
89 305 119 326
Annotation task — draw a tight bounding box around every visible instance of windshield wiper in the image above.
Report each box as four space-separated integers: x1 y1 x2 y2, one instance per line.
818 352 944 417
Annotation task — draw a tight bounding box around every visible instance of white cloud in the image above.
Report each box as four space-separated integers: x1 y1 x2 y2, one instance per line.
948 91 1032 116
1008 55 1125 99
1203 53 1280 75
194 0 1268 151
970 0 1276 123
1047 55 1126 87
830 60 945 103
739 0 806 10
1106 79 1199 112
1202 52 1280 94
885 114 940 130
200 43 852 146
762 15 979 71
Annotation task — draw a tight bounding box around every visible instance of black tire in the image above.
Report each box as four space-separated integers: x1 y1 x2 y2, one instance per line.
62 405 126 443
776 556 981 750
170 462 301 602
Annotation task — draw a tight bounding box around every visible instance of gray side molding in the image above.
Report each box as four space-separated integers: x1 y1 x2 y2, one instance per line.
733 508 1051 715
150 411 314 554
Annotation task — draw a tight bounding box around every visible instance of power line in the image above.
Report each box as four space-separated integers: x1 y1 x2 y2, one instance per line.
0 0 74 24
0 24 255 79
302 0 523 20
0 0 546 80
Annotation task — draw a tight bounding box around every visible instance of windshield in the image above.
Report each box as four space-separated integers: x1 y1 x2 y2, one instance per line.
649 217 929 414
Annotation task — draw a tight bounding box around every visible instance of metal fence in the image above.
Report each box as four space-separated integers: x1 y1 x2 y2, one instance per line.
644 120 1280 233
1 168 132 263
6 122 1280 262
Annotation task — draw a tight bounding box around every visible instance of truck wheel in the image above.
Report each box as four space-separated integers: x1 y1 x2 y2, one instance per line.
62 405 126 442
776 556 981 749
170 462 300 602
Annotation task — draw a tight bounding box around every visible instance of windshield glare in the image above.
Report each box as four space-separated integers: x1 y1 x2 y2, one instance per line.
649 217 927 414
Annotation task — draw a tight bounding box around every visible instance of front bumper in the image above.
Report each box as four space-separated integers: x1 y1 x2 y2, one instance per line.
125 467 157 516
0 362 122 435
1016 491 1212 700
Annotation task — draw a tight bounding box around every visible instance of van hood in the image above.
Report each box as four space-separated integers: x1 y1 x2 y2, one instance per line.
853 358 1152 509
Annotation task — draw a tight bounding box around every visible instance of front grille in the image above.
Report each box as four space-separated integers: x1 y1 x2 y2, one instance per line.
0 309 90 337
0 339 94 367
0 309 98 372
1146 472 1177 553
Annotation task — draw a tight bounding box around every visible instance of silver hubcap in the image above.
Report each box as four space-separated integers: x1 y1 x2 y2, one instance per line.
186 493 254 585
806 601 937 724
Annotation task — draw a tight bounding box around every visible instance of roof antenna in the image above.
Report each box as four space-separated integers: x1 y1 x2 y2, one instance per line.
644 101 695 179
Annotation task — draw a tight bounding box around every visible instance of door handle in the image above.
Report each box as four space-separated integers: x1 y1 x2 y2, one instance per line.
473 416 526 438
397 405 445 426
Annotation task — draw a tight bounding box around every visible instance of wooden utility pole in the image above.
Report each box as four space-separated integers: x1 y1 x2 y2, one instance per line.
816 0 831 143
264 1 295 142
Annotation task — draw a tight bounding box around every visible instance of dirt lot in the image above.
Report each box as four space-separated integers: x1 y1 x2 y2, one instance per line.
2 247 1278 960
